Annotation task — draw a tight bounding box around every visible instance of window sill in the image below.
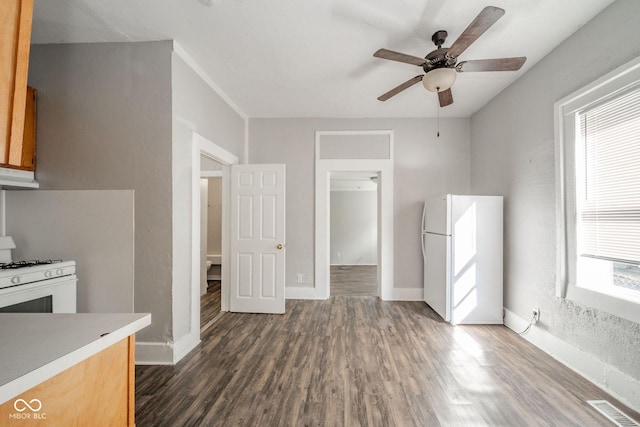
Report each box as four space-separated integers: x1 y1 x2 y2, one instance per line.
565 284 640 324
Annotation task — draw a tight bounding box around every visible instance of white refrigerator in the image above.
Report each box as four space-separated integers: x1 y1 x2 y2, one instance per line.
421 194 503 324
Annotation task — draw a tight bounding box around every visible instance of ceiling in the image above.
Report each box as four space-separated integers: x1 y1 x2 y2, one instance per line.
31 0 614 118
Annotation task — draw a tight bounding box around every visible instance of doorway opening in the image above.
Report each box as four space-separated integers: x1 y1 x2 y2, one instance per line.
190 132 239 341
329 172 379 296
314 130 394 300
200 172 223 331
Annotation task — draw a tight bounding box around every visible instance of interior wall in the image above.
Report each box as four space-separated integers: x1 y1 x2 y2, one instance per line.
330 190 376 265
27 41 173 344
470 0 640 401
249 118 470 291
207 177 223 256
200 179 208 295
6 190 134 313
171 51 245 342
27 41 246 359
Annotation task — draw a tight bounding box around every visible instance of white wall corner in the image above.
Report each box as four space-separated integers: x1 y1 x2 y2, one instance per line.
135 333 200 366
172 41 248 121
172 331 200 364
504 308 640 410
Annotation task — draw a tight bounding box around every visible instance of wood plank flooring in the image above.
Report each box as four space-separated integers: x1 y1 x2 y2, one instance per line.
331 265 378 296
135 297 640 426
201 281 221 329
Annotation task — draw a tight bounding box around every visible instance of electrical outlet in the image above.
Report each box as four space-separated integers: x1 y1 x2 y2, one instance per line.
533 308 540 323
297 273 304 284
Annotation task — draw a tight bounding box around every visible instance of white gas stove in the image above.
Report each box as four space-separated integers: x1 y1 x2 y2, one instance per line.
0 239 77 313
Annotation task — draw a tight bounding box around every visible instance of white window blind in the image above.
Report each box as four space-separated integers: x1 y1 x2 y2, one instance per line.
576 85 640 265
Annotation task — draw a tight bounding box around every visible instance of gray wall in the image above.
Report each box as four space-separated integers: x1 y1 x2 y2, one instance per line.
249 118 470 290
171 53 244 341
470 0 640 387
27 41 245 355
7 190 135 313
28 41 173 343
200 179 209 295
330 190 377 265
207 177 223 256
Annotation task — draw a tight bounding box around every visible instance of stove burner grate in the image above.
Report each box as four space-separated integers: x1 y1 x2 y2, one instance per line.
0 260 63 270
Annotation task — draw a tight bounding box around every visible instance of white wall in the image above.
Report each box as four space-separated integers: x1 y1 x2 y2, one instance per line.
330 190 376 265
470 0 640 407
171 51 245 346
28 41 173 344
249 118 470 291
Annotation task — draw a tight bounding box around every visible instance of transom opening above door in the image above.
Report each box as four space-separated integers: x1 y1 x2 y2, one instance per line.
317 131 392 160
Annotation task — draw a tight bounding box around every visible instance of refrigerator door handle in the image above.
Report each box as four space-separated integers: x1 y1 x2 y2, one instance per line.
421 201 427 261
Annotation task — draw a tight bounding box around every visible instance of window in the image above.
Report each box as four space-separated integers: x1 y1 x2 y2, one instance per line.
555 56 640 323
575 86 640 300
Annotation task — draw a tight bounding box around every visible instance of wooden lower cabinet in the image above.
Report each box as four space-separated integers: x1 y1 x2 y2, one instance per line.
0 335 136 426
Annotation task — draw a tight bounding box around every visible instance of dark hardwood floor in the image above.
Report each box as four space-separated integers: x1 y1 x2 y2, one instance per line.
201 280 221 330
331 265 378 296
135 297 639 426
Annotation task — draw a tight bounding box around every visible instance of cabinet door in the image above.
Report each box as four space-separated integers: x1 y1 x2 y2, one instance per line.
0 336 136 426
0 0 34 166
18 86 36 170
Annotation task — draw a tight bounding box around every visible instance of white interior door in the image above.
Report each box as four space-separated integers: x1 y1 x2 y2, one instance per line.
230 164 286 313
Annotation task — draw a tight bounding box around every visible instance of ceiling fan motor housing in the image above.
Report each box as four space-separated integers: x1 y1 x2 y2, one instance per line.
374 6 525 107
423 48 456 73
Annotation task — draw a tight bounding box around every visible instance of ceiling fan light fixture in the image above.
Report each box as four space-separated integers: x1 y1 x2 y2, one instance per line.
422 68 457 92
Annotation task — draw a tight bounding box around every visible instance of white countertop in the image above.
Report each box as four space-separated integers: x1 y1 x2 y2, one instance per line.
0 313 151 405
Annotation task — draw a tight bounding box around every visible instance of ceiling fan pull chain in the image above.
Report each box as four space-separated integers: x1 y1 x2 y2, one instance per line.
437 100 440 138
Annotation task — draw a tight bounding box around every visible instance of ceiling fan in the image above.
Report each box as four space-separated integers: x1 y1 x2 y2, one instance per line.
373 6 526 107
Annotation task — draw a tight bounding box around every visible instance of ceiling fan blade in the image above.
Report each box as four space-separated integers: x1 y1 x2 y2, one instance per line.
456 57 526 72
438 88 453 107
374 49 427 67
377 75 424 101
446 6 505 59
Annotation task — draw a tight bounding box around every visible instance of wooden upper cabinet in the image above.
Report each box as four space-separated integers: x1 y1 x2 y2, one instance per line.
0 0 34 170
20 86 36 170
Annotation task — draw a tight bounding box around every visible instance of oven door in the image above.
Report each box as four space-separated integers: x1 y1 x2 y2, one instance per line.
0 275 77 313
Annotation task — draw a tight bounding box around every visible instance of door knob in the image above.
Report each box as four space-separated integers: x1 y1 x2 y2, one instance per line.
276 244 283 250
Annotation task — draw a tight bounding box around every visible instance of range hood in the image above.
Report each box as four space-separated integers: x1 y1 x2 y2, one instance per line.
0 167 38 189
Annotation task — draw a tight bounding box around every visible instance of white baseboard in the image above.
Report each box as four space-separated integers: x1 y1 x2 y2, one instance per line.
173 331 200 363
136 341 174 365
504 308 640 410
136 332 200 365
329 263 378 266
389 287 423 301
285 286 424 301
285 286 324 300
